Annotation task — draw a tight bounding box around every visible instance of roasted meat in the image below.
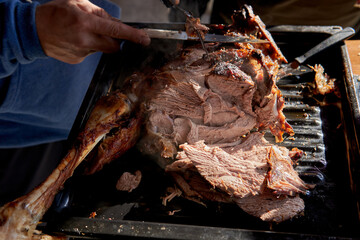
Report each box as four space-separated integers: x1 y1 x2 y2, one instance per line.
311 64 336 95
116 170 142 192
0 91 133 240
139 9 293 165
112 6 307 223
84 113 142 175
137 5 305 222
0 5 311 239
165 132 309 222
185 16 209 39
234 190 305 223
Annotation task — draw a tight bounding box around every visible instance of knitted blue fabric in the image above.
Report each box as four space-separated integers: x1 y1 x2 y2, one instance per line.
0 0 120 148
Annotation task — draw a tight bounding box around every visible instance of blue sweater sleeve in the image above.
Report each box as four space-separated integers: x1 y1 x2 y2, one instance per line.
0 0 121 148
0 0 47 79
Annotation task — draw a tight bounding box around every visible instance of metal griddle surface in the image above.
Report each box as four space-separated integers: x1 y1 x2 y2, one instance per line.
41 25 360 239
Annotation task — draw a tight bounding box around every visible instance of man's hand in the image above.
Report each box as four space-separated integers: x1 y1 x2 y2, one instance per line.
35 0 151 64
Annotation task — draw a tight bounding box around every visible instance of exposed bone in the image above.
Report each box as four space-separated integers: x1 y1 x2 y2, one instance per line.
0 91 131 240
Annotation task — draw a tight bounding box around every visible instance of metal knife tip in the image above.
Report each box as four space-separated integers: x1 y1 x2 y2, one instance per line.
248 39 270 43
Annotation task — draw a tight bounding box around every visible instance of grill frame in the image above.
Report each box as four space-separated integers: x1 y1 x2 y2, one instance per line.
42 25 360 239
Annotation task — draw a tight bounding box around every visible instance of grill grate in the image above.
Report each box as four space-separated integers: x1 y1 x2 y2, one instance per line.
274 76 327 183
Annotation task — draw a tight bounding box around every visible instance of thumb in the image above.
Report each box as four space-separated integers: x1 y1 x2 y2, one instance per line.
92 17 151 46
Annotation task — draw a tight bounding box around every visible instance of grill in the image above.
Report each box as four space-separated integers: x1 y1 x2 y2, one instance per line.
41 25 360 239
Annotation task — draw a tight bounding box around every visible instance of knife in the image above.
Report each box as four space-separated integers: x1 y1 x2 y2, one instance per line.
144 28 270 43
279 27 355 78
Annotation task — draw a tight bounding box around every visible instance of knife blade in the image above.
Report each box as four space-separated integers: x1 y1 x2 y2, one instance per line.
144 28 269 43
278 27 355 79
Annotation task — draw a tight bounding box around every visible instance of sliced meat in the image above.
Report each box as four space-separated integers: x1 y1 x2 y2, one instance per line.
202 90 242 126
166 154 233 205
116 170 142 192
135 6 304 223
177 141 268 198
148 81 205 123
173 114 256 145
266 147 309 195
166 132 308 222
235 191 305 223
206 62 256 116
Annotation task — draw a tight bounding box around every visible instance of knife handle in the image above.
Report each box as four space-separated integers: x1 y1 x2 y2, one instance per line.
295 27 355 65
160 0 174 8
160 0 193 18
